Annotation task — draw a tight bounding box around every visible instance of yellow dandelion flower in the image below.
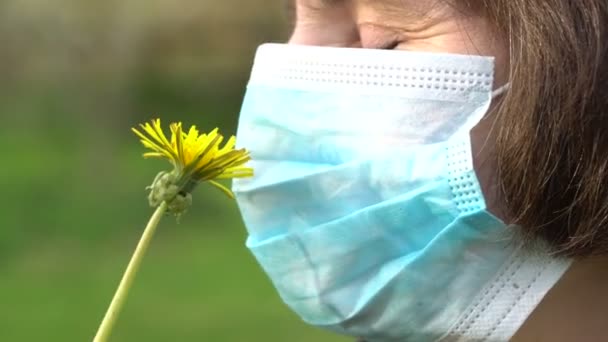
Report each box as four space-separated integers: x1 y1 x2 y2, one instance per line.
132 118 253 215
93 118 253 342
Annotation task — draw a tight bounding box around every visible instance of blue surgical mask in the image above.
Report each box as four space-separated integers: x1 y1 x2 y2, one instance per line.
233 44 571 342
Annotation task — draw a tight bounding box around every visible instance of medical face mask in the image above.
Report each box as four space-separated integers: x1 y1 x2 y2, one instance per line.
233 44 571 342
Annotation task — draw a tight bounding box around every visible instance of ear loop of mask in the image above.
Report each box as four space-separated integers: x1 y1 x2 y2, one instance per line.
492 83 510 99
476 83 510 155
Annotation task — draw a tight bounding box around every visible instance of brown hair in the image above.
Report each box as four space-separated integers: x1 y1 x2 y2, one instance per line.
467 0 608 257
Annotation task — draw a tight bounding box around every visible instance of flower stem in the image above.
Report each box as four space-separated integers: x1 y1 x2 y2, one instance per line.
93 201 168 342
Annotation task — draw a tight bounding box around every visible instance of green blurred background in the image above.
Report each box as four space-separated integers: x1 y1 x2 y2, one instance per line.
0 1 348 341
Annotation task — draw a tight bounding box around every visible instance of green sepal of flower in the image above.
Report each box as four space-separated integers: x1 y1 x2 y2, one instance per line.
147 170 193 218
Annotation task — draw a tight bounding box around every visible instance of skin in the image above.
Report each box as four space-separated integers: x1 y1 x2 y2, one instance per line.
287 0 608 340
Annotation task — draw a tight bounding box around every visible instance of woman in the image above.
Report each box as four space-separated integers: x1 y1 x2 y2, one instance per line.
233 0 608 341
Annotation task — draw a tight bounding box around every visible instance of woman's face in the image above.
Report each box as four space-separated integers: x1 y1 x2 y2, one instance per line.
288 0 508 87
288 0 510 219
